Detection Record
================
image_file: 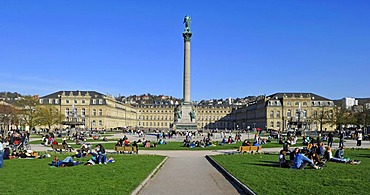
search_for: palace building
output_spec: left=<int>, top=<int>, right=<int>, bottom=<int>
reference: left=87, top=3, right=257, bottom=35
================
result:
left=39, top=91, right=137, bottom=130
left=235, top=93, right=336, bottom=132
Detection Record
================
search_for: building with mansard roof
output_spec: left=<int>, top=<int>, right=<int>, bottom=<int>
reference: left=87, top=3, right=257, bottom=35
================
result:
left=39, top=91, right=137, bottom=130
left=235, top=92, right=336, bottom=132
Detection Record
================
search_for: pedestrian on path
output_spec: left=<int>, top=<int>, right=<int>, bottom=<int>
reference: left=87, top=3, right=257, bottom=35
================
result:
left=0, top=140, right=4, bottom=168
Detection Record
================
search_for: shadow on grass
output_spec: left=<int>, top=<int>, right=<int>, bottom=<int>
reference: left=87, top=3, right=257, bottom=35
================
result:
left=356, top=154, right=370, bottom=158
left=245, top=162, right=281, bottom=168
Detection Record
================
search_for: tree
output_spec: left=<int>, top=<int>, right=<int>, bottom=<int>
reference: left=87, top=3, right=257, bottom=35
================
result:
left=0, top=101, right=17, bottom=132
left=36, top=105, right=64, bottom=129
left=15, top=96, right=39, bottom=131
left=354, top=106, right=370, bottom=131
left=327, top=107, right=356, bottom=130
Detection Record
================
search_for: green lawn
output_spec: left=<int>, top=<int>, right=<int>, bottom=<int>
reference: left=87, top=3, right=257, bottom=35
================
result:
left=0, top=154, right=165, bottom=195
left=211, top=149, right=370, bottom=195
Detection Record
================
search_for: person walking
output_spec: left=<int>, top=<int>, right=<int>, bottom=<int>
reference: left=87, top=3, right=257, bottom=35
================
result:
left=357, top=130, right=363, bottom=146
left=339, top=131, right=344, bottom=148
left=0, top=140, right=4, bottom=168
left=327, top=132, right=334, bottom=147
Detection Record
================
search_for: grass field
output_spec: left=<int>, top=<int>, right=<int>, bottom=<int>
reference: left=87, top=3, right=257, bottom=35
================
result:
left=211, top=149, right=370, bottom=195
left=0, top=154, right=165, bottom=195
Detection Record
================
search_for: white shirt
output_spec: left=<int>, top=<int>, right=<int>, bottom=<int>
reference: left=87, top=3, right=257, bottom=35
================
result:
left=0, top=142, right=3, bottom=151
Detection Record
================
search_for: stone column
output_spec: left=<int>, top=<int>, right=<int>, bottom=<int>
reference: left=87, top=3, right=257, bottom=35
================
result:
left=183, top=39, right=191, bottom=104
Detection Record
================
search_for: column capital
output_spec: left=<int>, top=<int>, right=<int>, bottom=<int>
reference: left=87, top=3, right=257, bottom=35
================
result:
left=183, top=31, right=192, bottom=42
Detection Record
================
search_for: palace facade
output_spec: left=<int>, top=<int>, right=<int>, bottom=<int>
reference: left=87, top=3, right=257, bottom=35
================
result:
left=39, top=91, right=137, bottom=130
left=38, top=91, right=337, bottom=131
left=235, top=93, right=336, bottom=131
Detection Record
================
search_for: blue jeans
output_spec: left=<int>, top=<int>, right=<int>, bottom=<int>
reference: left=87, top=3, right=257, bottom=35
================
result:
left=0, top=151, right=4, bottom=168
left=62, top=156, right=74, bottom=163
left=98, top=154, right=107, bottom=163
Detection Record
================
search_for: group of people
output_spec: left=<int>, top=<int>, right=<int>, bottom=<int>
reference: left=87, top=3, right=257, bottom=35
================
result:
left=51, top=143, right=112, bottom=167
left=279, top=142, right=361, bottom=170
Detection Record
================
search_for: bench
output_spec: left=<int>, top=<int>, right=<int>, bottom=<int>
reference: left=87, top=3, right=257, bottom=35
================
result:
left=115, top=146, right=138, bottom=154
left=51, top=144, right=67, bottom=153
left=238, top=146, right=262, bottom=154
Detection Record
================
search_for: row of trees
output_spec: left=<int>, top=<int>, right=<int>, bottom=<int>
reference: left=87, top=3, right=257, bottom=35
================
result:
left=0, top=96, right=64, bottom=132
left=316, top=106, right=370, bottom=132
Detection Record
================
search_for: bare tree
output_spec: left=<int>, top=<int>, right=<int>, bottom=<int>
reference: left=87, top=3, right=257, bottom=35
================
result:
left=36, top=105, right=64, bottom=130
left=15, top=96, right=39, bottom=131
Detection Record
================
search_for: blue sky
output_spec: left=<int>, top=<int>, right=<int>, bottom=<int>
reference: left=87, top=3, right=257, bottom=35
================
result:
left=0, top=1, right=369, bottom=100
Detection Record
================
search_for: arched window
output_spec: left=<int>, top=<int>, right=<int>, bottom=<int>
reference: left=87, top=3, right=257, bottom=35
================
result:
left=270, top=121, right=274, bottom=128
left=92, top=109, right=96, bottom=116
left=99, top=109, right=102, bottom=116
left=287, top=110, right=291, bottom=117
left=81, top=108, right=85, bottom=116
left=270, top=110, right=274, bottom=118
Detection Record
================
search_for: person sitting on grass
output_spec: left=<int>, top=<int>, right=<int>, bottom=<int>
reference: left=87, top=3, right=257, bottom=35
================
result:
left=10, top=150, right=19, bottom=159
left=95, top=144, right=107, bottom=164
left=242, top=139, right=250, bottom=146
left=227, top=136, right=235, bottom=144
left=309, top=151, right=325, bottom=167
left=293, top=149, right=322, bottom=170
left=316, top=142, right=325, bottom=157
left=62, top=139, right=73, bottom=152
left=279, top=150, right=291, bottom=168
left=330, top=146, right=361, bottom=164
left=189, top=141, right=196, bottom=148
left=158, top=139, right=167, bottom=145
left=84, top=153, right=98, bottom=166
left=3, top=148, right=10, bottom=160
left=290, top=147, right=300, bottom=162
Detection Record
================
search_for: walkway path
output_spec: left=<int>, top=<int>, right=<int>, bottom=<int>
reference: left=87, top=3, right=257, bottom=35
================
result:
left=137, top=151, right=241, bottom=195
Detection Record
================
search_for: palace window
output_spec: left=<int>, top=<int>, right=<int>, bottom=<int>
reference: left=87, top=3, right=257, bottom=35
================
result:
left=99, top=109, right=102, bottom=116
left=295, top=101, right=299, bottom=106
left=99, top=99, right=103, bottom=104
left=92, top=109, right=96, bottom=116
left=81, top=108, right=85, bottom=116
left=270, top=121, right=274, bottom=128
left=276, top=111, right=281, bottom=118
left=82, top=99, right=85, bottom=104
left=287, top=110, right=291, bottom=118
left=55, top=99, right=59, bottom=104
left=99, top=120, right=102, bottom=126
left=74, top=99, right=78, bottom=104
left=277, top=121, right=281, bottom=128
left=66, top=99, right=70, bottom=104
left=93, top=99, right=96, bottom=104
left=303, top=110, right=307, bottom=118
left=92, top=120, right=96, bottom=126
left=314, top=111, right=318, bottom=118
left=65, top=108, right=70, bottom=116
left=270, top=110, right=274, bottom=118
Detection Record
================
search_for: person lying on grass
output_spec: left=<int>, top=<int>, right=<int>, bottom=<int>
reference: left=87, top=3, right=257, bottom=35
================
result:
left=50, top=156, right=83, bottom=167
left=293, top=149, right=322, bottom=170
left=324, top=146, right=361, bottom=165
